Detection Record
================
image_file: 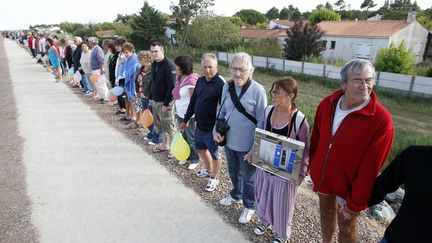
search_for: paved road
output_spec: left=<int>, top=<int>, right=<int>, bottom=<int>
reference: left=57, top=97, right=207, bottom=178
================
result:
left=0, top=38, right=247, bottom=243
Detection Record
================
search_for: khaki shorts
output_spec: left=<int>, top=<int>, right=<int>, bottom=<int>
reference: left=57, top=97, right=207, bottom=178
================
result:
left=153, top=101, right=176, bottom=136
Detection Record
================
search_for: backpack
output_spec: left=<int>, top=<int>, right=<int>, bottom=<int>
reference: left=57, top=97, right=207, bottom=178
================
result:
left=264, top=105, right=306, bottom=140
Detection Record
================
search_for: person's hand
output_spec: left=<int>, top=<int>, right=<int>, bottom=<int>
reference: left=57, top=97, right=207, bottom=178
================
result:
left=101, top=69, right=105, bottom=75
left=178, top=122, right=188, bottom=131
left=162, top=105, right=171, bottom=113
left=243, top=151, right=253, bottom=164
left=339, top=204, right=359, bottom=220
left=214, top=132, right=224, bottom=143
left=139, top=93, right=145, bottom=98
left=149, top=100, right=154, bottom=107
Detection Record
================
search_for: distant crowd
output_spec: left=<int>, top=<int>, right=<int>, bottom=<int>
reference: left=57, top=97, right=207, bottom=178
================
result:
left=4, top=31, right=430, bottom=243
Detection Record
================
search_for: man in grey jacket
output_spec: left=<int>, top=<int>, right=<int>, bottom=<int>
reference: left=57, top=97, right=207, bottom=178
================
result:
left=214, top=52, right=267, bottom=224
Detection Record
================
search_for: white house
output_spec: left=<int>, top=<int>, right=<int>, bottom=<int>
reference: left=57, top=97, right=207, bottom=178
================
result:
left=317, top=14, right=429, bottom=64
left=268, top=19, right=295, bottom=29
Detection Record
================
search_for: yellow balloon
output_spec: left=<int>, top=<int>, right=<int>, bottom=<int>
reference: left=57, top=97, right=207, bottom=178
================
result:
left=170, top=132, right=181, bottom=153
left=171, top=132, right=190, bottom=161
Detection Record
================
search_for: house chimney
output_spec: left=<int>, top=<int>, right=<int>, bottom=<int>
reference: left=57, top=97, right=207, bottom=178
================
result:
left=406, top=11, right=416, bottom=23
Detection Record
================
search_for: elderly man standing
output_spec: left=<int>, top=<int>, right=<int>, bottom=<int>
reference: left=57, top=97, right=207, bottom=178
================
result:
left=309, top=59, right=394, bottom=243
left=215, top=52, right=267, bottom=224
left=149, top=42, right=176, bottom=154
left=88, top=37, right=108, bottom=102
left=179, top=53, right=226, bottom=191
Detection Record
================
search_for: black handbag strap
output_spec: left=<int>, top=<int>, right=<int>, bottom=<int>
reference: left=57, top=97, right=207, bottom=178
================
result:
left=228, top=80, right=257, bottom=125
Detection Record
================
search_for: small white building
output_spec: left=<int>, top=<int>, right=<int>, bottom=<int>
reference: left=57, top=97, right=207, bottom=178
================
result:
left=268, top=19, right=295, bottom=29
left=317, top=14, right=429, bottom=64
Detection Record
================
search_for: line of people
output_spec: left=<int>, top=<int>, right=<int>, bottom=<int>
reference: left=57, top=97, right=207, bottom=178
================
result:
left=16, top=34, right=410, bottom=243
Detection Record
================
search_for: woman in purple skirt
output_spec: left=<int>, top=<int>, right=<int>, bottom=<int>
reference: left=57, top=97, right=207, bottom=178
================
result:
left=252, top=77, right=310, bottom=243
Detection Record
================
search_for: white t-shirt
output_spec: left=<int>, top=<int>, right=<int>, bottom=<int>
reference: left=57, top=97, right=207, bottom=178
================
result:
left=175, top=84, right=195, bottom=118
left=332, top=95, right=371, bottom=134
left=80, top=51, right=92, bottom=74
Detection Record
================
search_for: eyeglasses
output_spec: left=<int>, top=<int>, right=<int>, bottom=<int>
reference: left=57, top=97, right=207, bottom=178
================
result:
left=349, top=78, right=375, bottom=87
left=230, top=67, right=249, bottom=73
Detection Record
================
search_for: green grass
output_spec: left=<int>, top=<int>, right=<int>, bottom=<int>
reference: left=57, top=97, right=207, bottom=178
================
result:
left=167, top=54, right=432, bottom=164
left=219, top=62, right=432, bottom=163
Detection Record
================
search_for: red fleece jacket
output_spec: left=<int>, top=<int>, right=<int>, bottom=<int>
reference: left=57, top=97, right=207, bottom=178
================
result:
left=309, top=90, right=394, bottom=212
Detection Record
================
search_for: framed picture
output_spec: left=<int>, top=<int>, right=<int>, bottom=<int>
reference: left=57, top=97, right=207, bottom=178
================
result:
left=252, top=128, right=305, bottom=182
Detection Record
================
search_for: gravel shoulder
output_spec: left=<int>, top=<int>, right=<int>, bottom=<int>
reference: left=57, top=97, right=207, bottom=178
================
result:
left=64, top=79, right=389, bottom=242
left=0, top=38, right=39, bottom=242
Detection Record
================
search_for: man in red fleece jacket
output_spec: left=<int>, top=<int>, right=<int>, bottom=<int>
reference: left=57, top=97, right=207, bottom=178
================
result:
left=309, top=59, right=394, bottom=243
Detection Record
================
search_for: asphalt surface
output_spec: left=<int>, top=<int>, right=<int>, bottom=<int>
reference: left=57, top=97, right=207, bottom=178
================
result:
left=0, top=37, right=247, bottom=243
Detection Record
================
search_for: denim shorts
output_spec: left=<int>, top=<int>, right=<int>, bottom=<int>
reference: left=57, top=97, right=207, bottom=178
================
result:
left=195, top=128, right=219, bottom=160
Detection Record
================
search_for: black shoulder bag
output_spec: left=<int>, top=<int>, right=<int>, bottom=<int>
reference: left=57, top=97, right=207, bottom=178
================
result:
left=228, top=80, right=257, bottom=125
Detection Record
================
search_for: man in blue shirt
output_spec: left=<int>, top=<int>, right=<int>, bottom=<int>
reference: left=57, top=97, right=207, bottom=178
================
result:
left=179, top=53, right=225, bottom=192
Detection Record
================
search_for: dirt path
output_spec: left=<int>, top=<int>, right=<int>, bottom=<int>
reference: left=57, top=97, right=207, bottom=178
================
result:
left=0, top=37, right=39, bottom=242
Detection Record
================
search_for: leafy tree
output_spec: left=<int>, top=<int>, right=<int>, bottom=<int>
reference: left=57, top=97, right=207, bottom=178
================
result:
left=325, top=2, right=334, bottom=10
left=308, top=8, right=341, bottom=25
left=266, top=7, right=279, bottom=20
left=228, top=16, right=244, bottom=27
left=284, top=21, right=326, bottom=61
left=187, top=14, right=240, bottom=50
left=114, top=14, right=133, bottom=24
left=170, top=0, right=215, bottom=45
left=334, top=0, right=347, bottom=11
left=361, top=0, right=377, bottom=19
left=279, top=5, right=302, bottom=20
left=279, top=7, right=290, bottom=20
left=374, top=41, right=416, bottom=75
left=360, top=0, right=377, bottom=11
left=112, top=23, right=133, bottom=39
left=234, top=9, right=267, bottom=25
left=256, top=22, right=268, bottom=29
left=59, top=22, right=76, bottom=35
left=99, top=22, right=115, bottom=31
left=130, top=1, right=167, bottom=50
left=416, top=9, right=432, bottom=30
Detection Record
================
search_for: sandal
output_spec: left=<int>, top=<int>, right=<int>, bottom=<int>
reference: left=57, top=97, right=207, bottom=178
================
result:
left=152, top=146, right=169, bottom=153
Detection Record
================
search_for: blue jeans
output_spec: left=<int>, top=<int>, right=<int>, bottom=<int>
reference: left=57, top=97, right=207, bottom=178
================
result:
left=175, top=115, right=199, bottom=163
left=81, top=72, right=93, bottom=92
left=145, top=105, right=162, bottom=144
left=224, top=146, right=256, bottom=209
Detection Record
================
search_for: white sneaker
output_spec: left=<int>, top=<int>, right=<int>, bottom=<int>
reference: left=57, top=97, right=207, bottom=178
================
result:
left=238, top=207, right=255, bottom=224
left=188, top=162, right=199, bottom=170
left=219, top=195, right=243, bottom=206
left=178, top=160, right=187, bottom=165
left=205, top=178, right=219, bottom=192
left=148, top=141, right=157, bottom=146
left=196, top=169, right=209, bottom=178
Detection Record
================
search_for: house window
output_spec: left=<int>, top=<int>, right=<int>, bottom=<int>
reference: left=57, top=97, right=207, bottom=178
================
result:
left=414, top=42, right=422, bottom=56
left=330, top=41, right=336, bottom=49
left=356, top=43, right=372, bottom=58
left=322, top=40, right=328, bottom=49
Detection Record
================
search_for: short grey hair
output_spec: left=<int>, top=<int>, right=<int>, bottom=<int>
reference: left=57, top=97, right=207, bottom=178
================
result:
left=230, top=52, right=254, bottom=73
left=88, top=37, right=99, bottom=45
left=73, top=36, right=82, bottom=43
left=340, top=59, right=375, bottom=83
left=201, top=52, right=218, bottom=65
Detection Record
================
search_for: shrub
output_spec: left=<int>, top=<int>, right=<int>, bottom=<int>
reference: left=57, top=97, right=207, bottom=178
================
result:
left=374, top=41, right=416, bottom=75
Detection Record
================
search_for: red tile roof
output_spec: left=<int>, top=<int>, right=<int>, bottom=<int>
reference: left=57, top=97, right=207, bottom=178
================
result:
left=240, top=29, right=287, bottom=39
left=317, top=20, right=411, bottom=38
